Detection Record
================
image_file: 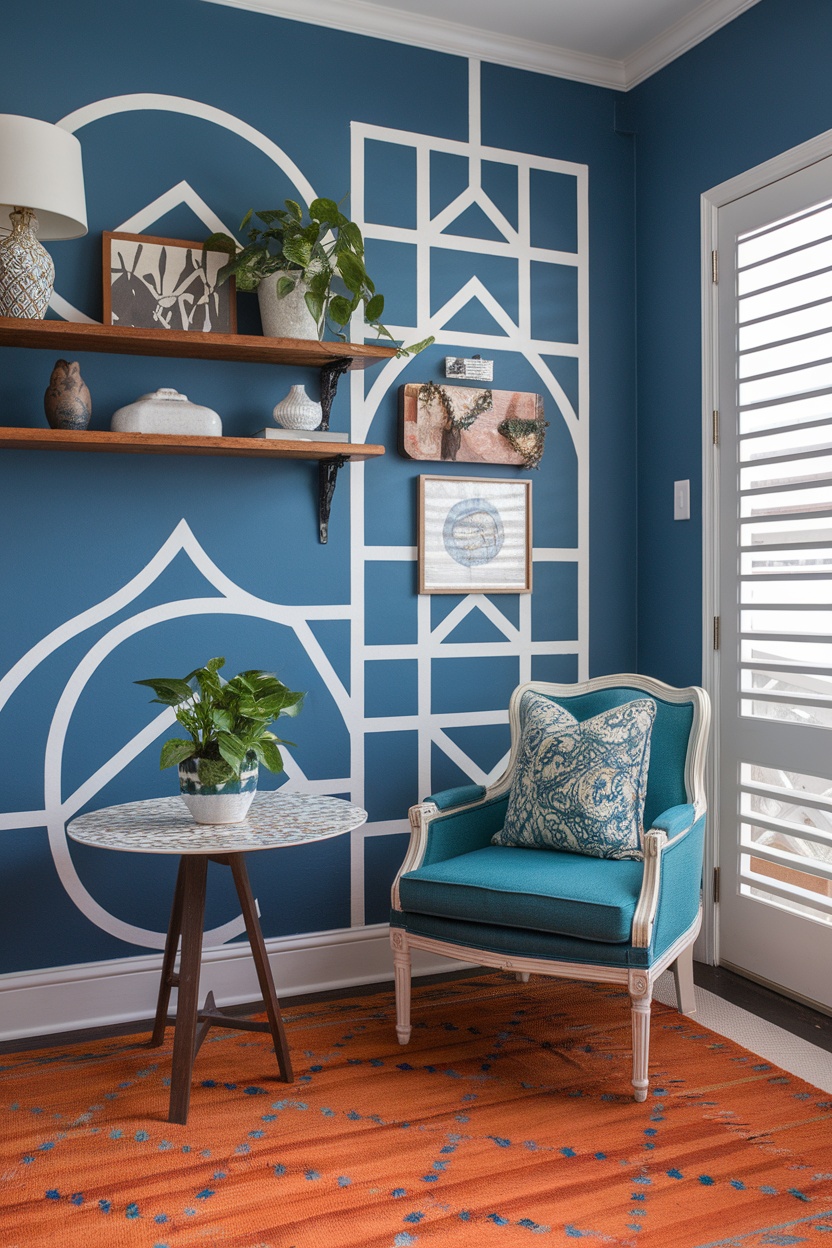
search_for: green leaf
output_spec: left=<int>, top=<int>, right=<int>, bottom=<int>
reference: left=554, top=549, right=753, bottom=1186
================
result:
left=328, top=295, right=355, bottom=327
left=202, top=232, right=238, bottom=257
left=283, top=237, right=313, bottom=269
left=365, top=293, right=384, bottom=322
left=276, top=275, right=296, bottom=297
left=134, top=677, right=194, bottom=706
left=337, top=249, right=367, bottom=295
left=279, top=691, right=304, bottom=717
left=255, top=737, right=285, bottom=774
left=160, top=738, right=198, bottom=770
left=339, top=221, right=364, bottom=256
left=212, top=707, right=234, bottom=732
left=254, top=209, right=285, bottom=225
left=216, top=732, right=249, bottom=773
left=284, top=199, right=303, bottom=220
left=310, top=197, right=341, bottom=224
left=305, top=290, right=325, bottom=326
left=397, top=335, right=435, bottom=357
left=239, top=208, right=253, bottom=230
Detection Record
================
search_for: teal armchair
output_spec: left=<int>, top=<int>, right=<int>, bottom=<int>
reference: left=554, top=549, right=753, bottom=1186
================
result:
left=390, top=674, right=711, bottom=1101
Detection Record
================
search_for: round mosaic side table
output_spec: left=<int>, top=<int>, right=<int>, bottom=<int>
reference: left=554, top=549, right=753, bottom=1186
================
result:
left=68, top=792, right=367, bottom=1124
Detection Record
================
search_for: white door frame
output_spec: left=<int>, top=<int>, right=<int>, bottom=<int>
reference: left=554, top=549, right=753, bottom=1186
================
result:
left=700, top=125, right=832, bottom=967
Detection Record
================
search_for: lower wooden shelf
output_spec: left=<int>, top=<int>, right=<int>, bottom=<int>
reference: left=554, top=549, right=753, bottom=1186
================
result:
left=0, top=426, right=385, bottom=543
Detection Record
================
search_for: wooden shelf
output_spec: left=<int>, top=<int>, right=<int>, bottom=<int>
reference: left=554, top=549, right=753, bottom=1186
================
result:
left=0, top=316, right=398, bottom=369
left=0, top=316, right=392, bottom=543
left=0, top=426, right=384, bottom=462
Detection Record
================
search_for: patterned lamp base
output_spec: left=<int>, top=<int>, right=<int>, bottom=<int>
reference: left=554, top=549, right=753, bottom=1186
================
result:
left=0, top=207, right=55, bottom=318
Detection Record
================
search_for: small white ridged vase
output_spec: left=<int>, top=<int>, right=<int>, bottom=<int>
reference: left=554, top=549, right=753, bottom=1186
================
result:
left=272, top=384, right=323, bottom=431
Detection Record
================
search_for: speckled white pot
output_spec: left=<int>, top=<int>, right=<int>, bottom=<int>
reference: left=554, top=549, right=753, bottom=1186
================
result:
left=178, top=756, right=258, bottom=825
left=257, top=272, right=319, bottom=340
left=272, top=384, right=323, bottom=431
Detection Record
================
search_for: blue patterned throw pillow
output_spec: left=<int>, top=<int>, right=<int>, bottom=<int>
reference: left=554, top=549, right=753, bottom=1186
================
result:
left=492, top=692, right=656, bottom=859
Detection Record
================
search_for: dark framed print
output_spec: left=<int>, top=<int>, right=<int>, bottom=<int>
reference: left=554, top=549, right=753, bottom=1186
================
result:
left=102, top=232, right=236, bottom=333
left=418, top=475, right=532, bottom=595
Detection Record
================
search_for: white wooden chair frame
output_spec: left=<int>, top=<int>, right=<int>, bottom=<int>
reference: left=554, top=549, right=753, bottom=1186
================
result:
left=390, top=674, right=711, bottom=1102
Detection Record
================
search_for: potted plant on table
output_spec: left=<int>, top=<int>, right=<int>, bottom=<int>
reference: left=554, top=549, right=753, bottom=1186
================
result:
left=204, top=198, right=432, bottom=354
left=136, top=657, right=304, bottom=825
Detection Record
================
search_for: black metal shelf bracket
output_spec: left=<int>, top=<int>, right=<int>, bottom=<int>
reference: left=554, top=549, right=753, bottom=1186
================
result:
left=319, top=359, right=352, bottom=431
left=318, top=454, right=347, bottom=544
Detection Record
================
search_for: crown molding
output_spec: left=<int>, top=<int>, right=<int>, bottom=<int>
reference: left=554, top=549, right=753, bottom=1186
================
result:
left=624, top=0, right=762, bottom=88
left=202, top=0, right=761, bottom=91
left=202, top=0, right=626, bottom=89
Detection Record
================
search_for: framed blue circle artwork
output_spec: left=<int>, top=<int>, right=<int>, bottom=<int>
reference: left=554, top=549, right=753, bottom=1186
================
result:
left=442, top=497, right=504, bottom=567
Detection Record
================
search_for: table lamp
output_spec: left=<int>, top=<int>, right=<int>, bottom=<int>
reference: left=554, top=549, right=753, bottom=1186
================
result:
left=0, top=114, right=87, bottom=319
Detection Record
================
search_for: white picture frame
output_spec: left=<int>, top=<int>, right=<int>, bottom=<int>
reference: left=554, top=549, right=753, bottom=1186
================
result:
left=418, top=475, right=532, bottom=594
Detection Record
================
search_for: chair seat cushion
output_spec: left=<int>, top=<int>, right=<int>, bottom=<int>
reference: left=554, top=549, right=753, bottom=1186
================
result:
left=398, top=845, right=644, bottom=944
left=492, top=691, right=655, bottom=860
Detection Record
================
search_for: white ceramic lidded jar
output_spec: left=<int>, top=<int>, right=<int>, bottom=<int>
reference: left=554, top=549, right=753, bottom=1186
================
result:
left=272, top=384, right=323, bottom=431
left=110, top=388, right=222, bottom=435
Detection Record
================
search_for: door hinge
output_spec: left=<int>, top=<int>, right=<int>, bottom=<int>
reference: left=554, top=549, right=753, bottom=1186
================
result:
left=713, top=616, right=720, bottom=650
left=711, top=249, right=719, bottom=284
left=713, top=866, right=721, bottom=905
left=713, top=409, right=719, bottom=445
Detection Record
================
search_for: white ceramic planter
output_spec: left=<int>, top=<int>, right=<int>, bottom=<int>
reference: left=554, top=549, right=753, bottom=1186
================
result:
left=111, top=388, right=222, bottom=435
left=272, top=384, right=323, bottom=431
left=178, top=755, right=258, bottom=825
left=257, top=271, right=318, bottom=340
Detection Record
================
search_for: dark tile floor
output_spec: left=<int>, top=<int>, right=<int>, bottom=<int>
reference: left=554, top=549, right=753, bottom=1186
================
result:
left=2, top=963, right=830, bottom=1057
left=694, top=962, right=832, bottom=1054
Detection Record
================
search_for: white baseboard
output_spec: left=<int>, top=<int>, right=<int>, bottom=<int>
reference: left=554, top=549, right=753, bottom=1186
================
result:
left=0, top=924, right=469, bottom=1043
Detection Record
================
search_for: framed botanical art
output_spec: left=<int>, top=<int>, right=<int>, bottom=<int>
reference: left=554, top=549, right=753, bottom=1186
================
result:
left=102, top=232, right=236, bottom=333
left=418, top=475, right=532, bottom=595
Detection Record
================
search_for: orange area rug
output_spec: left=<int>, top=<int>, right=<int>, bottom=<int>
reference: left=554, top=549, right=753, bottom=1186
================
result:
left=1, top=974, right=831, bottom=1247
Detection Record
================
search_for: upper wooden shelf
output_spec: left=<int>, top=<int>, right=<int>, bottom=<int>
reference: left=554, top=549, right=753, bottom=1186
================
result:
left=0, top=317, right=399, bottom=369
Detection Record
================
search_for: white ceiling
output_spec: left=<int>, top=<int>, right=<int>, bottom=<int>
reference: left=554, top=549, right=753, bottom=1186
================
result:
left=205, top=0, right=762, bottom=89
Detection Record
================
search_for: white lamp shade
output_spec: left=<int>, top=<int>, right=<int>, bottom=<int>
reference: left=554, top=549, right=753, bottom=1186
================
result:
left=0, top=114, right=87, bottom=240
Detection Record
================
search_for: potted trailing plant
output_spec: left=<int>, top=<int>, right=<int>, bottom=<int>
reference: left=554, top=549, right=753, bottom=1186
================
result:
left=204, top=198, right=432, bottom=353
left=136, top=657, right=303, bottom=824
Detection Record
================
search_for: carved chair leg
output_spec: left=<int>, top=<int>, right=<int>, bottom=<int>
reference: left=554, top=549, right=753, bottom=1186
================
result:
left=672, top=942, right=697, bottom=1016
left=515, top=971, right=530, bottom=983
left=391, top=933, right=412, bottom=1045
left=628, top=971, right=653, bottom=1103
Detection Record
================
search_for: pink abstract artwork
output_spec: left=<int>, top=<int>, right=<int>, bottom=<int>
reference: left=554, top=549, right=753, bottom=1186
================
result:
left=400, top=383, right=546, bottom=467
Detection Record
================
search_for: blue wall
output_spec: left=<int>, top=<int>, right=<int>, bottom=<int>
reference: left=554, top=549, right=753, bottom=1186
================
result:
left=0, top=0, right=636, bottom=978
left=631, top=0, right=832, bottom=686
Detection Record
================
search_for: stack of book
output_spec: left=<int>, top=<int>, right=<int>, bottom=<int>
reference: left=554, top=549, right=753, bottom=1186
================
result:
left=254, top=428, right=350, bottom=443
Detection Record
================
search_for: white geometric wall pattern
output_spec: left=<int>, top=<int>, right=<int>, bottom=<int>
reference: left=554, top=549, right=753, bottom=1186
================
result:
left=347, top=60, right=588, bottom=921
left=0, top=63, right=587, bottom=951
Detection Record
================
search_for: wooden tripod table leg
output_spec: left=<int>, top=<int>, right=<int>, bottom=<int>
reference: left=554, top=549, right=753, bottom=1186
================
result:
left=228, top=853, right=294, bottom=1083
left=167, top=854, right=208, bottom=1125
left=150, top=858, right=186, bottom=1047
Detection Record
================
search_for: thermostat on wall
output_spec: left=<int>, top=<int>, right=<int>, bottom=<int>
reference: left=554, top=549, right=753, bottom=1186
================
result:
left=445, top=356, right=494, bottom=381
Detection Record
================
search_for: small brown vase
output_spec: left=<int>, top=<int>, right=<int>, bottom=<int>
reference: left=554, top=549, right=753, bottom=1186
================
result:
left=44, top=359, right=92, bottom=430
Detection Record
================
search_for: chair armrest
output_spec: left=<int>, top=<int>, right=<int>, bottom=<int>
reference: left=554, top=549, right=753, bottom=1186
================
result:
left=426, top=784, right=487, bottom=811
left=391, top=791, right=509, bottom=909
left=651, top=803, right=696, bottom=842
left=631, top=805, right=702, bottom=948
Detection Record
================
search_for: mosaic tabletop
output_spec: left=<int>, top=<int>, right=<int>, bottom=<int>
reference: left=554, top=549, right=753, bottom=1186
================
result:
left=66, top=793, right=368, bottom=855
